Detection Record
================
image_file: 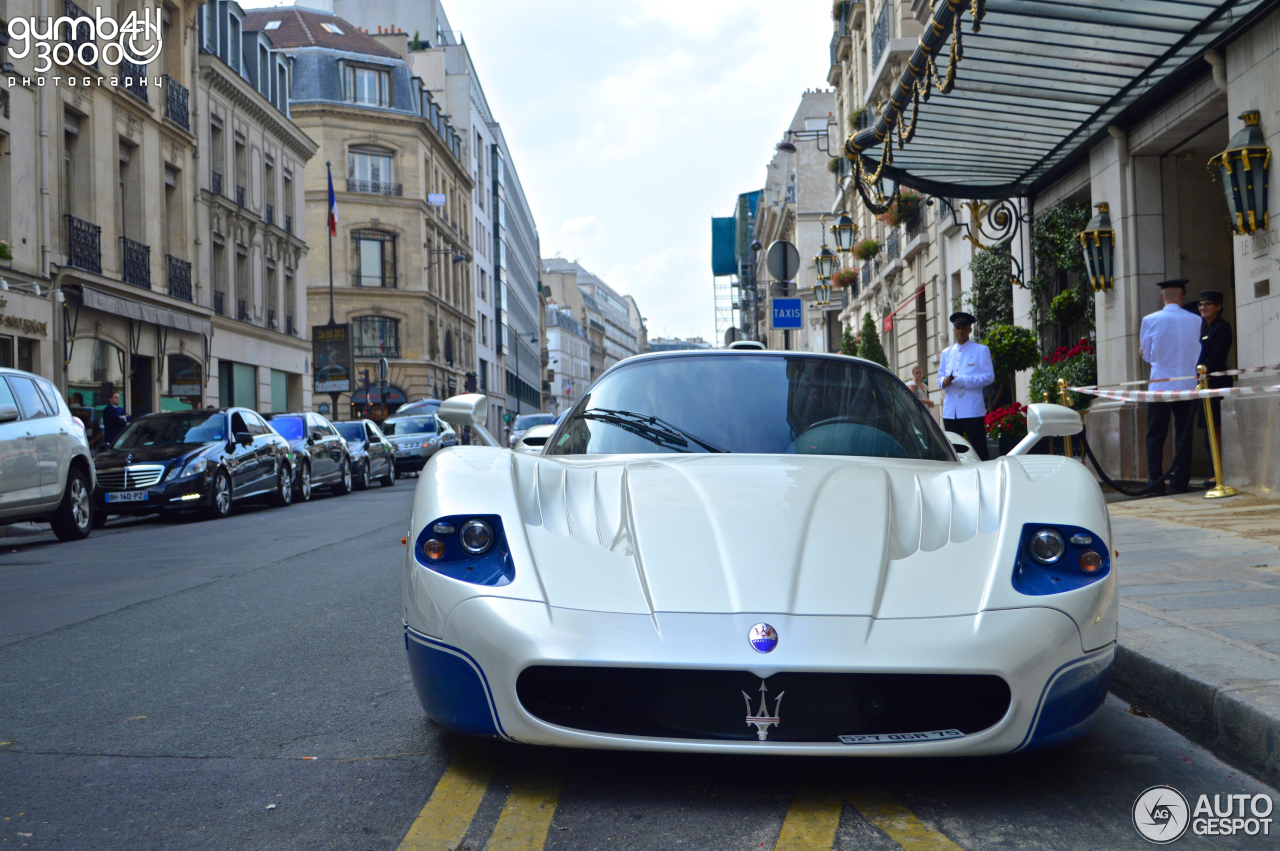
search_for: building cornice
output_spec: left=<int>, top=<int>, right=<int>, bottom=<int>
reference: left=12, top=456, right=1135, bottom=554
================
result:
left=199, top=55, right=318, bottom=162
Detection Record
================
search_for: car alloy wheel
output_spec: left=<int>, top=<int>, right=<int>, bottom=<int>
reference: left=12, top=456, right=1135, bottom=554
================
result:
left=51, top=468, right=94, bottom=541
left=205, top=470, right=232, bottom=519
left=280, top=465, right=293, bottom=503
left=333, top=457, right=352, bottom=495
left=298, top=463, right=312, bottom=501
left=70, top=476, right=91, bottom=532
left=358, top=461, right=370, bottom=490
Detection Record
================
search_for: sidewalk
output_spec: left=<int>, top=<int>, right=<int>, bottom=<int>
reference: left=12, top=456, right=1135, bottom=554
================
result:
left=1109, top=491, right=1280, bottom=786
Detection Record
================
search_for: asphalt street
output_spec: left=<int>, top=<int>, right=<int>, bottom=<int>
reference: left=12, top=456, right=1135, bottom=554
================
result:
left=1, top=481, right=1277, bottom=850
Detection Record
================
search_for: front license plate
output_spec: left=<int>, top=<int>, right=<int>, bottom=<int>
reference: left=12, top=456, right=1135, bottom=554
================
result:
left=105, top=491, right=149, bottom=503
left=838, top=729, right=964, bottom=745
left=395, top=450, right=412, bottom=457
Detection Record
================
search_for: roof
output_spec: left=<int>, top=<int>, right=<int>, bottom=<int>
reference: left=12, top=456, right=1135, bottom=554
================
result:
left=243, top=7, right=400, bottom=59
left=849, top=0, right=1271, bottom=198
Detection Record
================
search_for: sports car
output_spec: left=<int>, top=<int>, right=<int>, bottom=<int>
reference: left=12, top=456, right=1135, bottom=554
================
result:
left=404, top=350, right=1115, bottom=756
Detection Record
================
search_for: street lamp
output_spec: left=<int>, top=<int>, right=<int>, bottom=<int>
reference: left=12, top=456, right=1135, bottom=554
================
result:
left=813, top=281, right=832, bottom=307
left=830, top=211, right=857, bottom=252
left=1078, top=203, right=1115, bottom=292
left=1208, top=110, right=1271, bottom=235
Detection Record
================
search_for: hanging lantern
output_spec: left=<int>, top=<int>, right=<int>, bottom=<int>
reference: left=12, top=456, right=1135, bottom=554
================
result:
left=813, top=281, right=831, bottom=307
left=830, top=211, right=857, bottom=252
left=1208, top=111, right=1270, bottom=235
left=1078, top=202, right=1115, bottom=292
left=814, top=245, right=838, bottom=281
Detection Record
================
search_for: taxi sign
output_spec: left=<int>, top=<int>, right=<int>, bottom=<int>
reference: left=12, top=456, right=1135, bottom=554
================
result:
left=771, top=298, right=802, bottom=330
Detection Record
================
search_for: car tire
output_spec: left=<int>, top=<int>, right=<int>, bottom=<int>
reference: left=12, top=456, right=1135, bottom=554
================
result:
left=91, top=507, right=109, bottom=529
left=332, top=457, right=353, bottom=495
left=203, top=469, right=233, bottom=520
left=296, top=461, right=312, bottom=502
left=354, top=460, right=370, bottom=491
left=268, top=463, right=294, bottom=507
left=379, top=462, right=395, bottom=487
left=50, top=468, right=93, bottom=541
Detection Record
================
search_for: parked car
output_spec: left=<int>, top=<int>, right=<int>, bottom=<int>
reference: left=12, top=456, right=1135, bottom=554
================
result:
left=381, top=413, right=456, bottom=476
left=507, top=412, right=556, bottom=446
left=513, top=423, right=555, bottom=456
left=0, top=366, right=96, bottom=541
left=334, top=419, right=396, bottom=490
left=265, top=412, right=353, bottom=500
left=92, top=407, right=294, bottom=522
left=394, top=398, right=442, bottom=418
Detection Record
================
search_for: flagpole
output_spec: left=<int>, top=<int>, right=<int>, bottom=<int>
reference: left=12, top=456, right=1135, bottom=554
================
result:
left=326, top=161, right=335, bottom=325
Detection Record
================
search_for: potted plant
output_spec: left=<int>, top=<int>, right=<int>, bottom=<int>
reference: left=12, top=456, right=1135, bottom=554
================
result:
left=848, top=107, right=870, bottom=131
left=985, top=403, right=1028, bottom=456
left=0, top=240, right=12, bottom=262
left=832, top=1, right=852, bottom=21
left=853, top=238, right=881, bottom=262
left=827, top=157, right=845, bottom=175
left=1030, top=337, right=1097, bottom=409
left=876, top=190, right=924, bottom=228
left=832, top=268, right=859, bottom=288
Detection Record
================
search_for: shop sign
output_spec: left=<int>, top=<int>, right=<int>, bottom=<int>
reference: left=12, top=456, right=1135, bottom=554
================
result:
left=0, top=300, right=50, bottom=337
left=168, top=354, right=202, bottom=397
left=312, top=323, right=352, bottom=393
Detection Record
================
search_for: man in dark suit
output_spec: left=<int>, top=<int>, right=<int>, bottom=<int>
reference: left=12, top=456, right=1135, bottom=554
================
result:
left=1198, top=290, right=1233, bottom=486
left=102, top=390, right=133, bottom=445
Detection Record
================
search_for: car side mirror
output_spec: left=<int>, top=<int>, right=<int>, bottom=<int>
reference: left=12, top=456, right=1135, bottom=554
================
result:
left=437, top=393, right=500, bottom=447
left=235, top=431, right=254, bottom=447
left=0, top=404, right=19, bottom=424
left=1007, top=403, right=1083, bottom=456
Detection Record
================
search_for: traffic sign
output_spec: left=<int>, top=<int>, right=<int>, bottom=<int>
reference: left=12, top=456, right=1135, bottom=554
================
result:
left=765, top=240, right=800, bottom=283
left=771, top=298, right=803, bottom=330
left=377, top=357, right=389, bottom=382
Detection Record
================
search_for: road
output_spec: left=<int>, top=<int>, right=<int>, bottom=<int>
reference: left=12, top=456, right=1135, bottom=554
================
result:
left=1, top=481, right=1276, bottom=850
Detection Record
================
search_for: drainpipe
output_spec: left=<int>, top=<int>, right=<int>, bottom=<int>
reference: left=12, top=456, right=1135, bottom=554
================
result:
left=1204, top=50, right=1229, bottom=94
left=38, top=0, right=57, bottom=387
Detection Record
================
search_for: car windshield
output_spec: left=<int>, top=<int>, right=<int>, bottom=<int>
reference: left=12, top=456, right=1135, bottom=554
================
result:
left=383, top=417, right=435, bottom=435
left=335, top=422, right=366, bottom=442
left=269, top=416, right=306, bottom=441
left=113, top=413, right=226, bottom=448
left=396, top=400, right=440, bottom=417
left=545, top=353, right=954, bottom=461
left=514, top=413, right=556, bottom=430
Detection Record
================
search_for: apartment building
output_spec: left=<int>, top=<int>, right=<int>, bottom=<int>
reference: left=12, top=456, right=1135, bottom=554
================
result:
left=544, top=302, right=589, bottom=414
left=541, top=258, right=642, bottom=373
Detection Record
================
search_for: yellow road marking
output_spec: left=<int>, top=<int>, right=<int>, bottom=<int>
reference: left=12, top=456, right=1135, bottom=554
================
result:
left=486, top=765, right=565, bottom=851
left=398, top=742, right=496, bottom=851
left=775, top=786, right=844, bottom=850
left=844, top=789, right=964, bottom=850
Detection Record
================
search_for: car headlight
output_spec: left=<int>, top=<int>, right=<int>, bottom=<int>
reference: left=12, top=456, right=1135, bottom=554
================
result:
left=1028, top=528, right=1065, bottom=564
left=179, top=457, right=209, bottom=479
left=459, top=519, right=494, bottom=555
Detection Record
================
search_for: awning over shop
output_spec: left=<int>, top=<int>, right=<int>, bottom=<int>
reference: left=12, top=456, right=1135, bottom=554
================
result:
left=79, top=286, right=213, bottom=337
left=848, top=0, right=1274, bottom=199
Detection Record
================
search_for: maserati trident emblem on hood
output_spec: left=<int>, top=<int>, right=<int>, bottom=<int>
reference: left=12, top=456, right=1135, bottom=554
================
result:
left=743, top=681, right=784, bottom=741
left=748, top=623, right=778, bottom=653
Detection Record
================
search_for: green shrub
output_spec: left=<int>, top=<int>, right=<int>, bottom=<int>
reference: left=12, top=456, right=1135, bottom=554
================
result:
left=856, top=312, right=889, bottom=367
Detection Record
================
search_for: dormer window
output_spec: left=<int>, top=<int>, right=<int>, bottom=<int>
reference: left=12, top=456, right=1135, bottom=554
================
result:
left=320, top=22, right=344, bottom=35
left=344, top=65, right=390, bottom=107
left=264, top=20, right=281, bottom=30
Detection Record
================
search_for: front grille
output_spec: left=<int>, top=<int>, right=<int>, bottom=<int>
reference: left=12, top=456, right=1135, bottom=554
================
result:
left=516, top=667, right=1011, bottom=743
left=96, top=465, right=167, bottom=490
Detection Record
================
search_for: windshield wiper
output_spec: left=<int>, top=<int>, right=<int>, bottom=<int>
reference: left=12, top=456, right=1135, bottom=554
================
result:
left=578, top=408, right=728, bottom=453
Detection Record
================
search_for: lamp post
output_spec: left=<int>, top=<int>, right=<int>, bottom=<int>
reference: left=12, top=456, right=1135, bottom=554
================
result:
left=1209, top=111, right=1271, bottom=235
left=830, top=211, right=857, bottom=253
left=1078, top=203, right=1115, bottom=292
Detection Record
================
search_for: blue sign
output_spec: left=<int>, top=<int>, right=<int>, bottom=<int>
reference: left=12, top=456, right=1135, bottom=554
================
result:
left=771, top=298, right=802, bottom=330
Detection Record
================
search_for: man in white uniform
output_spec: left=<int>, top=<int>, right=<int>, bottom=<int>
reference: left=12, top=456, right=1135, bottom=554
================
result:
left=938, top=312, right=995, bottom=460
left=1139, top=279, right=1202, bottom=493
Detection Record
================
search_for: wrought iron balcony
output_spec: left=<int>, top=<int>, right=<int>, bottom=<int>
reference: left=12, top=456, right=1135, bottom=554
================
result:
left=285, top=215, right=293, bottom=235
left=214, top=291, right=225, bottom=315
left=236, top=185, right=245, bottom=207
left=286, top=314, right=296, bottom=336
left=122, top=61, right=147, bottom=102
left=861, top=263, right=871, bottom=291
left=167, top=255, right=192, bottom=301
left=886, top=229, right=900, bottom=261
left=346, top=179, right=402, bottom=196
left=211, top=171, right=223, bottom=196
left=120, top=237, right=151, bottom=288
left=871, top=0, right=890, bottom=69
left=63, top=0, right=97, bottom=68
left=267, top=308, right=277, bottom=330
left=64, top=215, right=101, bottom=273
left=237, top=299, right=249, bottom=322
left=265, top=204, right=274, bottom=226
left=164, top=76, right=189, bottom=130
left=905, top=208, right=926, bottom=241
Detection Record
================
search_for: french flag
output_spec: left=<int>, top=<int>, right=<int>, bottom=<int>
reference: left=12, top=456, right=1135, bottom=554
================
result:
left=327, top=166, right=338, bottom=237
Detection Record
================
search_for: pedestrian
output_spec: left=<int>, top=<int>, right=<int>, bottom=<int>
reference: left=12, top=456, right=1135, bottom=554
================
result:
left=1139, top=279, right=1201, bottom=494
left=938, top=312, right=995, bottom=460
left=101, top=387, right=133, bottom=446
left=1197, top=290, right=1233, bottom=485
left=906, top=364, right=938, bottom=424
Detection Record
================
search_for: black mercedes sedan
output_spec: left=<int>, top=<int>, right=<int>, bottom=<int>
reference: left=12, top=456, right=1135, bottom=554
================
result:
left=333, top=419, right=396, bottom=490
left=264, top=412, right=353, bottom=501
left=92, top=408, right=295, bottom=522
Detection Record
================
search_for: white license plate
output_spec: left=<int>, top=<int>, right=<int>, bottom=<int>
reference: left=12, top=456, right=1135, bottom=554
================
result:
left=838, top=729, right=964, bottom=745
left=396, top=450, right=413, bottom=457
left=105, top=491, right=149, bottom=503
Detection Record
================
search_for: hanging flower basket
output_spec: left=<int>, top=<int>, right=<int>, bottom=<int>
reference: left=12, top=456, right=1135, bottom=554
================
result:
left=848, top=107, right=870, bottom=131
left=832, top=268, right=859, bottom=288
left=876, top=190, right=924, bottom=228
left=853, top=239, right=882, bottom=262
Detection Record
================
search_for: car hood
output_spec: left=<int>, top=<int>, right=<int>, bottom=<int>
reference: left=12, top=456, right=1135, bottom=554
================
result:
left=95, top=443, right=212, bottom=468
left=389, top=433, right=435, bottom=444
left=418, top=450, right=1110, bottom=621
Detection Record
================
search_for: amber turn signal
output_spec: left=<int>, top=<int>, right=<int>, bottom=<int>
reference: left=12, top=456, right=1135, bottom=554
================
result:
left=401, top=537, right=407, bottom=547
left=1079, top=550, right=1103, bottom=573
left=423, top=538, right=446, bottom=560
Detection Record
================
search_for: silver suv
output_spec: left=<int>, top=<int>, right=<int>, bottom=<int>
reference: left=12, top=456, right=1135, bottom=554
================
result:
left=0, top=367, right=96, bottom=540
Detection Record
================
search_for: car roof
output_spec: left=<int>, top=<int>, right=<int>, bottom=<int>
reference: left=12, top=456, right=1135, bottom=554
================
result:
left=594, top=348, right=890, bottom=384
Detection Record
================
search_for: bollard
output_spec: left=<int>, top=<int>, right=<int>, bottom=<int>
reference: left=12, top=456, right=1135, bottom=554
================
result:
left=1198, top=365, right=1239, bottom=499
left=1057, top=379, right=1074, bottom=459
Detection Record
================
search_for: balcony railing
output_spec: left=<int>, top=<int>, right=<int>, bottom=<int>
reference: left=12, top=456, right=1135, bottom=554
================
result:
left=352, top=274, right=397, bottom=288
left=886, top=229, right=900, bottom=261
left=211, top=171, right=223, bottom=196
left=236, top=299, right=249, bottom=322
left=122, top=61, right=147, bottom=102
left=267, top=308, right=277, bottom=330
left=871, top=0, right=890, bottom=69
left=62, top=0, right=97, bottom=68
left=121, top=237, right=151, bottom=288
left=285, top=215, right=293, bottom=235
left=905, top=208, right=926, bottom=240
left=236, top=185, right=245, bottom=207
left=265, top=204, right=274, bottom=226
left=861, top=263, right=871, bottom=291
left=64, top=215, right=101, bottom=273
left=346, top=179, right=402, bottom=196
left=214, top=291, right=225, bottom=315
left=164, top=76, right=190, bottom=130
left=286, top=314, right=295, bottom=336
left=167, top=256, right=192, bottom=301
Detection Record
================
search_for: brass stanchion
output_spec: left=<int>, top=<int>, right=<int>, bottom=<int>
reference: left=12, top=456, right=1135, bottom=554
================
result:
left=1198, top=365, right=1239, bottom=499
left=1057, top=378, right=1074, bottom=458
left=1042, top=392, right=1054, bottom=454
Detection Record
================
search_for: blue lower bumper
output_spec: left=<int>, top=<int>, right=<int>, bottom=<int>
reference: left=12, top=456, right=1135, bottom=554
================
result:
left=404, top=627, right=505, bottom=738
left=1018, top=647, right=1114, bottom=751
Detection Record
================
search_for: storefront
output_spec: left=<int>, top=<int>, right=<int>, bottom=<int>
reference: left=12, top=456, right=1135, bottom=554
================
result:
left=350, top=383, right=408, bottom=422
left=0, top=283, right=56, bottom=380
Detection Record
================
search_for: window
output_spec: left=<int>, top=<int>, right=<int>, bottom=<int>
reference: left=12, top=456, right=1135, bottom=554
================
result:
left=320, top=22, right=344, bottom=34
left=7, top=376, right=53, bottom=419
left=352, top=316, right=400, bottom=358
left=344, top=65, right=390, bottom=107
left=264, top=20, right=281, bottom=30
left=351, top=230, right=396, bottom=287
left=348, top=149, right=393, bottom=184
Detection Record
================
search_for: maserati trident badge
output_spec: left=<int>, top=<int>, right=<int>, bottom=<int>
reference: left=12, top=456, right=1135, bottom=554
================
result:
left=748, top=623, right=778, bottom=653
left=743, top=680, right=784, bottom=741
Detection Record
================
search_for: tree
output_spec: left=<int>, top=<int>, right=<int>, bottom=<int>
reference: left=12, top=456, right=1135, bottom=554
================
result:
left=982, top=324, right=1040, bottom=405
left=966, top=249, right=1014, bottom=339
left=856, top=312, right=889, bottom=367
left=840, top=322, right=857, bottom=356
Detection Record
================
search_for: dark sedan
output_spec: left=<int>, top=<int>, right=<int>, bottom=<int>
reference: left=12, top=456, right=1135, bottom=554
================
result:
left=265, top=412, right=353, bottom=500
left=382, top=413, right=457, bottom=476
left=334, top=420, right=396, bottom=490
left=92, top=408, right=295, bottom=522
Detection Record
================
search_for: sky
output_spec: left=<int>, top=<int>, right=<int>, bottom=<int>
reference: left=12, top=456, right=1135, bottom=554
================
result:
left=242, top=0, right=833, bottom=344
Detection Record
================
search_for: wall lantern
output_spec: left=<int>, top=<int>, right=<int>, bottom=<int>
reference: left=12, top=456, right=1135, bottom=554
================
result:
left=1208, top=111, right=1270, bottom=235
left=1078, top=202, right=1115, bottom=292
left=814, top=245, right=839, bottom=282
left=830, top=212, right=858, bottom=252
left=814, top=281, right=832, bottom=307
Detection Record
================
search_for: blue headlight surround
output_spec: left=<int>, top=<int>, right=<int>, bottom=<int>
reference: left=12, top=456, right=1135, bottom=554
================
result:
left=414, top=514, right=514, bottom=587
left=1012, top=522, right=1110, bottom=596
